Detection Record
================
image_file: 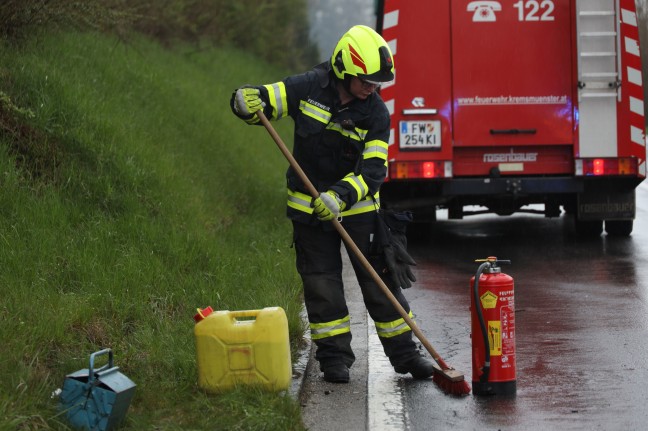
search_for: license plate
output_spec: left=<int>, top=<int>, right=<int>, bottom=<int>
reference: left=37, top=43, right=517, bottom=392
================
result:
left=399, top=121, right=441, bottom=149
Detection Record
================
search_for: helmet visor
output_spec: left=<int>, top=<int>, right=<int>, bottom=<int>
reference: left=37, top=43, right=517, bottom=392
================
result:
left=359, top=77, right=382, bottom=86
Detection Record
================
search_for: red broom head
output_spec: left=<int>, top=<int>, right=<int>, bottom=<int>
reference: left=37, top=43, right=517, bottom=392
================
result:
left=432, top=371, right=472, bottom=396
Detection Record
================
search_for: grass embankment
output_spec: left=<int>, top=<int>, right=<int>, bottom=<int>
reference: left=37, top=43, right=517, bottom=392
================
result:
left=0, top=32, right=306, bottom=430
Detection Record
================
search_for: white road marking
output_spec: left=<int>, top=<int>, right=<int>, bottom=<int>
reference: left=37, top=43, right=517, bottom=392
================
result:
left=367, top=312, right=409, bottom=430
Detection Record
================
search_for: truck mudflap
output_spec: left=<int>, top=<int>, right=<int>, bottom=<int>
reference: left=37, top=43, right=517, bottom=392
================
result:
left=577, top=190, right=636, bottom=221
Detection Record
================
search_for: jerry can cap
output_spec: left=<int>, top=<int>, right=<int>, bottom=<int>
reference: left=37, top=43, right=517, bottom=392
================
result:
left=193, top=306, right=214, bottom=323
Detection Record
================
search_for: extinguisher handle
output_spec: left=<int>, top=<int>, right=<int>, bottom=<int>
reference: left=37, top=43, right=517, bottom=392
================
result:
left=475, top=257, right=511, bottom=267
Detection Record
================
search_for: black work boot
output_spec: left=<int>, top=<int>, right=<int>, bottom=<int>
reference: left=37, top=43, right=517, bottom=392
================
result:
left=322, top=363, right=350, bottom=383
left=393, top=355, right=435, bottom=379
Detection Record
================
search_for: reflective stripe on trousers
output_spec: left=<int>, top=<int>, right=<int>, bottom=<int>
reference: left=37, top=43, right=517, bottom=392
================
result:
left=310, top=315, right=351, bottom=340
left=374, top=311, right=414, bottom=338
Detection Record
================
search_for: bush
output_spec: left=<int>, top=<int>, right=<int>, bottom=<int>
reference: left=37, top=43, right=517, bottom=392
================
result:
left=0, top=0, right=133, bottom=40
left=0, top=0, right=319, bottom=70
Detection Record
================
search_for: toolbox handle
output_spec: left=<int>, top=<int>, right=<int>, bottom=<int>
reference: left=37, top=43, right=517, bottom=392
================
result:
left=88, top=349, right=114, bottom=382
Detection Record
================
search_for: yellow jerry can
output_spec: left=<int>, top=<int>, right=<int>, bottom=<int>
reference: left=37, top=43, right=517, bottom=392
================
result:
left=194, top=307, right=292, bottom=392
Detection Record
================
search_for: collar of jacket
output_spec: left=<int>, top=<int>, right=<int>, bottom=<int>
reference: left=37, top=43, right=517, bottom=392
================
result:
left=313, top=62, right=374, bottom=117
left=313, top=61, right=332, bottom=89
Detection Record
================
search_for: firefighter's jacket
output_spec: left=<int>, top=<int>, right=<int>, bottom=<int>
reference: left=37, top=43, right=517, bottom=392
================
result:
left=231, top=62, right=390, bottom=225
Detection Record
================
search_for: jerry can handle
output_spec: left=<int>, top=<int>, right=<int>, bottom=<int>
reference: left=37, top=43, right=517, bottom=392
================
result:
left=88, top=349, right=114, bottom=382
left=229, top=310, right=259, bottom=321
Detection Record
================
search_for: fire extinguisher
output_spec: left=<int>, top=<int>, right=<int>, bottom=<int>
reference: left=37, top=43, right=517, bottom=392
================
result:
left=470, top=257, right=516, bottom=396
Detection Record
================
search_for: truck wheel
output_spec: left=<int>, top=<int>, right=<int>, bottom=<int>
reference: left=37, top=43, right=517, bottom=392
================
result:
left=605, top=220, right=633, bottom=236
left=574, top=219, right=603, bottom=237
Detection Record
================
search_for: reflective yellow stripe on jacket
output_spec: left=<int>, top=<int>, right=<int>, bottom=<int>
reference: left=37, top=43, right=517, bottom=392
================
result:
left=287, top=190, right=380, bottom=217
left=264, top=82, right=289, bottom=120
left=374, top=311, right=414, bottom=338
left=310, top=315, right=351, bottom=340
left=342, top=173, right=369, bottom=201
left=299, top=100, right=331, bottom=124
left=363, top=139, right=388, bottom=161
left=325, top=122, right=368, bottom=142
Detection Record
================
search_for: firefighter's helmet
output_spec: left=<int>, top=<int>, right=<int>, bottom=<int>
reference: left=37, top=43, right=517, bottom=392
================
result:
left=331, top=25, right=394, bottom=84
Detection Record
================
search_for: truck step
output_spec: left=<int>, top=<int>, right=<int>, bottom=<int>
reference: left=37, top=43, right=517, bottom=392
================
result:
left=580, top=92, right=618, bottom=98
left=579, top=11, right=615, bottom=17
left=580, top=52, right=617, bottom=57
left=581, top=72, right=617, bottom=78
left=579, top=31, right=617, bottom=37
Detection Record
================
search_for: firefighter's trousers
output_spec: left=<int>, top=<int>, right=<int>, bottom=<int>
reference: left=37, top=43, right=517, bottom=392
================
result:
left=292, top=216, right=420, bottom=370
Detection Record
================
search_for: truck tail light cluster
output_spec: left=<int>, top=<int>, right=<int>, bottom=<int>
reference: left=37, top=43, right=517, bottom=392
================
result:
left=575, top=157, right=639, bottom=176
left=390, top=161, right=448, bottom=179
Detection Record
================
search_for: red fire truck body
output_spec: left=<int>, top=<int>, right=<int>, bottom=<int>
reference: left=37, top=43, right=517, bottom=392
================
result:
left=377, top=0, right=646, bottom=235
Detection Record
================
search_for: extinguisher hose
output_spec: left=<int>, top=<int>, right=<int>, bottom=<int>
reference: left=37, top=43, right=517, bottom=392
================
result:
left=473, top=262, right=491, bottom=383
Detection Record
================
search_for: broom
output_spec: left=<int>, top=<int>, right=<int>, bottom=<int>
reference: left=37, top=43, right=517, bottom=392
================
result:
left=256, top=110, right=471, bottom=396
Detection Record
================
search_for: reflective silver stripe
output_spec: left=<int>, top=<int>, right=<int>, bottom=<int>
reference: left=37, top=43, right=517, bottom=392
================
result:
left=341, top=196, right=379, bottom=216
left=342, top=174, right=369, bottom=199
left=299, top=100, right=332, bottom=124
left=264, top=82, right=288, bottom=119
left=375, top=311, right=414, bottom=338
left=326, top=122, right=368, bottom=142
left=363, top=140, right=388, bottom=160
left=375, top=320, right=412, bottom=338
left=288, top=190, right=379, bottom=216
left=287, top=191, right=313, bottom=213
left=310, top=316, right=351, bottom=340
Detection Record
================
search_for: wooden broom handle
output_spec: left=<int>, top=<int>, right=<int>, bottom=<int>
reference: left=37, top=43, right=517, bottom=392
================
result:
left=256, top=110, right=446, bottom=365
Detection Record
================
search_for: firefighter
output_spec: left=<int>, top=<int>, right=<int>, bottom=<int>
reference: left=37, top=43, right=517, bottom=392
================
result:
left=230, top=25, right=434, bottom=383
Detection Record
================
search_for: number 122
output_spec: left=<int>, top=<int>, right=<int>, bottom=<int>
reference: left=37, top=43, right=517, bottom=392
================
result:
left=513, top=0, right=555, bottom=21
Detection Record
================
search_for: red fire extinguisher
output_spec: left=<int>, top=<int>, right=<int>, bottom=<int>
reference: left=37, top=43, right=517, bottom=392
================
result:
left=470, top=257, right=516, bottom=396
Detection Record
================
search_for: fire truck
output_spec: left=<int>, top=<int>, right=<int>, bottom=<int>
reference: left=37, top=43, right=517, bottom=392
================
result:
left=376, top=0, right=646, bottom=236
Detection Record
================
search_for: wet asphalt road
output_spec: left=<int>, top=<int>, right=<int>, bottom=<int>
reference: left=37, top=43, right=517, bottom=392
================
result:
left=298, top=184, right=648, bottom=430
left=400, top=181, right=648, bottom=430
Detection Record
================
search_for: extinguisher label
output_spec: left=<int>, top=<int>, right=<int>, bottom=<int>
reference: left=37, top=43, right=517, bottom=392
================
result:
left=480, top=291, right=498, bottom=309
left=487, top=320, right=502, bottom=356
left=501, top=304, right=515, bottom=358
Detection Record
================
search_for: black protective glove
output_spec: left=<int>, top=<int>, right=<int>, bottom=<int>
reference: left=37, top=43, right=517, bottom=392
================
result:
left=373, top=209, right=417, bottom=289
left=383, top=231, right=417, bottom=289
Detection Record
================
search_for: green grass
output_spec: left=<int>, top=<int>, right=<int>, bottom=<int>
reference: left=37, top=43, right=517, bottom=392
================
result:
left=0, top=32, right=306, bottom=430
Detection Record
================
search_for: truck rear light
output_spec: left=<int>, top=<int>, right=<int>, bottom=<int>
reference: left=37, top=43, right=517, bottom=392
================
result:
left=575, top=157, right=638, bottom=176
left=423, top=162, right=435, bottom=178
left=391, top=161, right=446, bottom=179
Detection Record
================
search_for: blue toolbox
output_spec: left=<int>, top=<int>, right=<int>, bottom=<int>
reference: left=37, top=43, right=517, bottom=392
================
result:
left=59, top=349, right=136, bottom=431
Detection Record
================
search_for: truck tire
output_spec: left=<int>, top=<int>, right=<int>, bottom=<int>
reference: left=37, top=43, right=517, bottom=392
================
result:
left=574, top=219, right=603, bottom=237
left=605, top=220, right=633, bottom=237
